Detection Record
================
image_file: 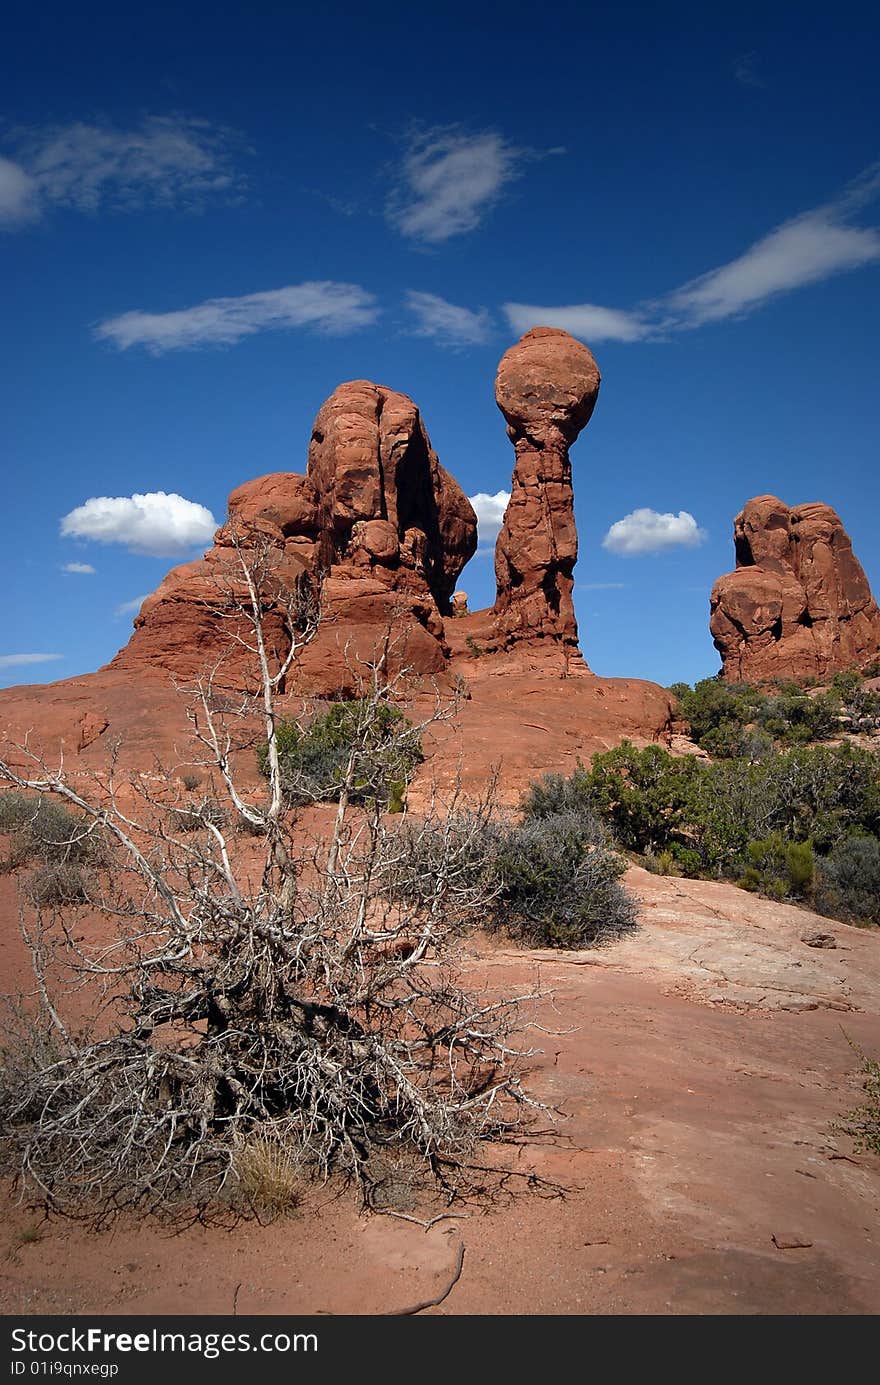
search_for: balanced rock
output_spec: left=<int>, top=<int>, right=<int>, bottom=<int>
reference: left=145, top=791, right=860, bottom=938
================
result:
left=710, top=495, right=880, bottom=681
left=492, top=328, right=600, bottom=653
left=112, top=382, right=477, bottom=694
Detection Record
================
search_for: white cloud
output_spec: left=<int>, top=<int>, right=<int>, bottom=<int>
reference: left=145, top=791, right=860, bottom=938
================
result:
left=115, top=594, right=151, bottom=617
left=502, top=164, right=880, bottom=344
left=664, top=209, right=880, bottom=327
left=0, top=653, right=63, bottom=670
left=61, top=492, right=218, bottom=557
left=387, top=128, right=523, bottom=243
left=503, top=300, right=650, bottom=343
left=61, top=561, right=96, bottom=574
left=94, top=281, right=379, bottom=353
left=406, top=291, right=491, bottom=347
left=468, top=490, right=510, bottom=547
left=3, top=116, right=246, bottom=224
left=602, top=508, right=707, bottom=556
left=0, top=155, right=39, bottom=226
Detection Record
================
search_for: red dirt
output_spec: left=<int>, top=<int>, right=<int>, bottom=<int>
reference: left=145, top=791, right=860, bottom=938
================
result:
left=1, top=870, right=878, bottom=1316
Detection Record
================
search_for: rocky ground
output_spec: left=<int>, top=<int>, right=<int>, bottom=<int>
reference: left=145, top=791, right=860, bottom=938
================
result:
left=1, top=643, right=877, bottom=1317
left=1, top=867, right=877, bottom=1316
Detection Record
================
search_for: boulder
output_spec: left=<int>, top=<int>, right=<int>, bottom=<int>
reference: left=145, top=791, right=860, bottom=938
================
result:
left=710, top=495, right=880, bottom=681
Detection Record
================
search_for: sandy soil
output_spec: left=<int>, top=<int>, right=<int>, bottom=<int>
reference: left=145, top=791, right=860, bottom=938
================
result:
left=2, top=869, right=878, bottom=1316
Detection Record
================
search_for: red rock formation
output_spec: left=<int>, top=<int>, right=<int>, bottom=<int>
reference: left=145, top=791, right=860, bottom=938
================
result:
left=0, top=351, right=683, bottom=779
left=710, top=495, right=880, bottom=681
left=111, top=540, right=305, bottom=683
left=492, top=328, right=600, bottom=656
left=306, top=381, right=476, bottom=610
left=111, top=382, right=477, bottom=695
left=77, top=711, right=109, bottom=751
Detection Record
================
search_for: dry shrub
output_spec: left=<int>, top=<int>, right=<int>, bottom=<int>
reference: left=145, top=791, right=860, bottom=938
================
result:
left=234, top=1135, right=304, bottom=1219
left=0, top=541, right=542, bottom=1225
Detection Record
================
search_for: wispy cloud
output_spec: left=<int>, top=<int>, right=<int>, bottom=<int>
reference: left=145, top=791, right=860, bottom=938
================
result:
left=61, top=561, right=96, bottom=575
left=61, top=492, right=217, bottom=557
left=733, top=51, right=764, bottom=88
left=0, top=116, right=247, bottom=228
left=115, top=594, right=151, bottom=618
left=0, top=653, right=63, bottom=670
left=503, top=301, right=650, bottom=343
left=468, top=490, right=510, bottom=548
left=95, top=282, right=379, bottom=353
left=406, top=291, right=492, bottom=348
left=602, top=509, right=707, bottom=556
left=387, top=128, right=525, bottom=243
left=0, top=155, right=39, bottom=226
left=304, top=186, right=358, bottom=218
left=663, top=204, right=880, bottom=327
left=503, top=163, right=880, bottom=342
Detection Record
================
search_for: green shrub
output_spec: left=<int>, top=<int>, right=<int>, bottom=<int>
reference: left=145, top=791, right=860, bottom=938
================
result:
left=672, top=676, right=845, bottom=755
left=520, top=763, right=593, bottom=819
left=758, top=744, right=880, bottom=850
left=258, top=700, right=423, bottom=806
left=773, top=690, right=841, bottom=744
left=25, top=861, right=93, bottom=907
left=518, top=740, right=880, bottom=919
left=668, top=842, right=703, bottom=877
left=644, top=848, right=679, bottom=876
left=578, top=741, right=701, bottom=854
left=486, top=811, right=637, bottom=949
left=830, top=671, right=880, bottom=732
left=679, top=743, right=880, bottom=871
left=815, top=835, right=880, bottom=926
left=672, top=678, right=765, bottom=750
left=389, top=806, right=637, bottom=950
left=0, top=792, right=104, bottom=872
left=831, top=669, right=863, bottom=701
left=736, top=834, right=814, bottom=901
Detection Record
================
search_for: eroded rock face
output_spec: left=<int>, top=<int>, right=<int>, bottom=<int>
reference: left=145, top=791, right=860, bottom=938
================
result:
left=112, top=382, right=477, bottom=694
left=306, top=381, right=476, bottom=610
left=710, top=495, right=880, bottom=681
left=492, top=328, right=600, bottom=652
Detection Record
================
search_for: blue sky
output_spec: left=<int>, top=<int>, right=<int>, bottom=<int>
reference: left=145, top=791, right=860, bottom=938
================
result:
left=2, top=0, right=879, bottom=689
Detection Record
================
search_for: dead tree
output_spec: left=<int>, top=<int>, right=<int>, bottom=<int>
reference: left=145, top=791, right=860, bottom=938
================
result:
left=0, top=537, right=538, bottom=1223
